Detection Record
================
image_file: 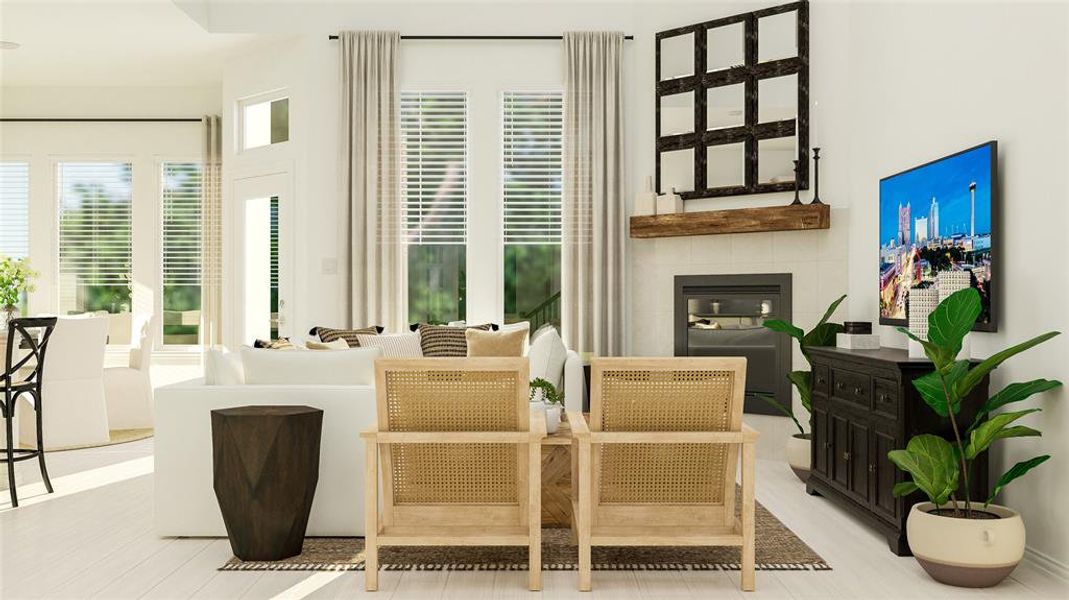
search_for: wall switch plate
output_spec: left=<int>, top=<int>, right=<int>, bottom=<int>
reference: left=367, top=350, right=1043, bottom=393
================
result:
left=321, top=257, right=338, bottom=274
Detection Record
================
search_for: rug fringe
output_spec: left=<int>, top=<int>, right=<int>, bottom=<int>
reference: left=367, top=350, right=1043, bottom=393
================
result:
left=218, top=561, right=833, bottom=573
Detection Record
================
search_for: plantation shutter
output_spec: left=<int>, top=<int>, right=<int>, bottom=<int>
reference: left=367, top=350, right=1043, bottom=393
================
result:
left=57, top=162, right=133, bottom=314
left=502, top=91, right=563, bottom=245
left=400, top=91, right=467, bottom=245
left=161, top=162, right=203, bottom=291
left=0, top=162, right=30, bottom=258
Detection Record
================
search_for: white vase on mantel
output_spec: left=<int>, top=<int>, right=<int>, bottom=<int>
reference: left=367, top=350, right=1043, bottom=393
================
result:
left=656, top=187, right=683, bottom=215
left=634, top=175, right=657, bottom=216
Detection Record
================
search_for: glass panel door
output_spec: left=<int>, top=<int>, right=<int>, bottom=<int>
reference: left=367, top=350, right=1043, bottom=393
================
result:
left=234, top=174, right=292, bottom=345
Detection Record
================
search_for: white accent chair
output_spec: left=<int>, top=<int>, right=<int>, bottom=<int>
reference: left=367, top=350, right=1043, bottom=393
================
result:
left=104, top=314, right=156, bottom=430
left=19, top=316, right=110, bottom=449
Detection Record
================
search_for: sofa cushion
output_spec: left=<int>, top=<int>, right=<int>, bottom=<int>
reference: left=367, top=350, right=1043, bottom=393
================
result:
left=355, top=332, right=423, bottom=358
left=416, top=323, right=491, bottom=357
left=204, top=348, right=245, bottom=385
left=313, top=326, right=382, bottom=347
left=528, top=325, right=568, bottom=389
left=466, top=327, right=526, bottom=357
left=240, top=347, right=382, bottom=385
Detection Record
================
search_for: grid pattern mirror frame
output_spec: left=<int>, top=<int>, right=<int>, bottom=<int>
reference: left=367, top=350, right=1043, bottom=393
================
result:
left=655, top=1, right=809, bottom=199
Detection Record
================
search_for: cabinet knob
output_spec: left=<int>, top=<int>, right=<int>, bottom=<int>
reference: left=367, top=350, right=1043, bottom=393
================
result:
left=824, top=441, right=832, bottom=449
left=836, top=382, right=844, bottom=390
left=868, top=464, right=877, bottom=473
left=817, top=376, right=826, bottom=384
left=879, top=394, right=888, bottom=402
left=843, top=451, right=851, bottom=461
left=854, top=387, right=864, bottom=396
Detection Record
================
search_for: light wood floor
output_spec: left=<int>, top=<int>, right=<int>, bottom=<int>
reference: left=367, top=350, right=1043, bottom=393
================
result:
left=1, top=437, right=1066, bottom=599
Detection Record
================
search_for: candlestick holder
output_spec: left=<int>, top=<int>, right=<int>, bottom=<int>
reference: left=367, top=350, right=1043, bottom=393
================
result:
left=791, top=160, right=802, bottom=205
left=811, top=147, right=824, bottom=205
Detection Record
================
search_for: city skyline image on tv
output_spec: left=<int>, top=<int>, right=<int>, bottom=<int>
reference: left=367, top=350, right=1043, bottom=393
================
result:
left=878, top=141, right=996, bottom=329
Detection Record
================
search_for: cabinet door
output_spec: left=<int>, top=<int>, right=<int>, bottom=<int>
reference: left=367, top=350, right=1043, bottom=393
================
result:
left=831, top=415, right=850, bottom=491
left=871, top=430, right=899, bottom=522
left=812, top=403, right=830, bottom=478
left=848, top=420, right=870, bottom=504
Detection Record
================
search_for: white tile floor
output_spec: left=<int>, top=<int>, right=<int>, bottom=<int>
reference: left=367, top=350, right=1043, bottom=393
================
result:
left=1, top=437, right=1066, bottom=599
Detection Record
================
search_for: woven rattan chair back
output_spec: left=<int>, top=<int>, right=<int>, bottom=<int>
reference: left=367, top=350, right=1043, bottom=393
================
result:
left=376, top=358, right=530, bottom=510
left=589, top=357, right=747, bottom=523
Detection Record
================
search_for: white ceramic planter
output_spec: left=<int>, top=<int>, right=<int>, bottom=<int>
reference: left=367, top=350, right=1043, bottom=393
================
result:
left=907, top=502, right=1025, bottom=588
left=530, top=401, right=561, bottom=434
left=786, top=433, right=811, bottom=482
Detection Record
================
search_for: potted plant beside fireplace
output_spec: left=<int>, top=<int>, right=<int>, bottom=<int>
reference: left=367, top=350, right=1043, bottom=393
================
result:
left=889, top=287, right=1060, bottom=588
left=761, top=294, right=846, bottom=482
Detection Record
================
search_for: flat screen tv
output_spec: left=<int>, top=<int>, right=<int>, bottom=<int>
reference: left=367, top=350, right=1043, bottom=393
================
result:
left=879, top=141, right=997, bottom=331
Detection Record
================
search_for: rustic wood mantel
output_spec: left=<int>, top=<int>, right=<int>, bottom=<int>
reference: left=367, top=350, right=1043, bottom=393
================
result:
left=629, top=203, right=830, bottom=238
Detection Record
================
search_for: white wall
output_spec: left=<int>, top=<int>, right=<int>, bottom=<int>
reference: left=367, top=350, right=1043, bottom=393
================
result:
left=844, top=0, right=1069, bottom=571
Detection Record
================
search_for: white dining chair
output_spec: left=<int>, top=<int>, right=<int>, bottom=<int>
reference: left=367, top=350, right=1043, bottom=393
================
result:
left=103, top=314, right=157, bottom=430
left=18, top=315, right=111, bottom=449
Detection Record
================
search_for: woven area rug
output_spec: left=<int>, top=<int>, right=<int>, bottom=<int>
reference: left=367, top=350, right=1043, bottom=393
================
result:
left=220, top=499, right=829, bottom=573
left=19, top=428, right=153, bottom=452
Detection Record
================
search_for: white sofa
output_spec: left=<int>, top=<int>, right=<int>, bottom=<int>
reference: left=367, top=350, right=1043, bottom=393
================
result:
left=154, top=348, right=585, bottom=537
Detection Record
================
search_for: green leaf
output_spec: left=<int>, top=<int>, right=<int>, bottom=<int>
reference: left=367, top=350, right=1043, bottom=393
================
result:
left=802, top=322, right=845, bottom=351
left=897, top=326, right=952, bottom=369
left=991, top=425, right=1041, bottom=441
left=911, top=360, right=970, bottom=417
left=816, top=294, right=847, bottom=328
left=764, top=319, right=804, bottom=342
left=987, top=456, right=1051, bottom=505
left=886, top=435, right=959, bottom=505
left=756, top=394, right=805, bottom=435
left=927, top=287, right=982, bottom=359
left=892, top=481, right=919, bottom=498
left=956, top=332, right=1062, bottom=398
left=964, top=409, right=1042, bottom=460
left=786, top=370, right=812, bottom=413
left=972, top=379, right=1063, bottom=430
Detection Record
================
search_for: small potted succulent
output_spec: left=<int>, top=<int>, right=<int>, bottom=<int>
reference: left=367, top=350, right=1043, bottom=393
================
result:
left=529, top=377, right=565, bottom=434
left=0, top=256, right=38, bottom=326
left=762, top=294, right=846, bottom=482
left=890, top=287, right=1060, bottom=587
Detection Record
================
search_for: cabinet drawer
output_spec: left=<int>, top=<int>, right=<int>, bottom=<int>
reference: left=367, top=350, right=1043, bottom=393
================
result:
left=813, top=365, right=830, bottom=395
left=831, top=368, right=871, bottom=408
left=873, top=377, right=899, bottom=417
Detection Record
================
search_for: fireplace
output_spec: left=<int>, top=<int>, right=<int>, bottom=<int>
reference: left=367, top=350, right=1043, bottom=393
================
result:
left=674, top=274, right=792, bottom=416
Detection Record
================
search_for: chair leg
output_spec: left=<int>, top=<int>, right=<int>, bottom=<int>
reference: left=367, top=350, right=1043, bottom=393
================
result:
left=741, top=441, right=756, bottom=592
left=577, top=438, right=592, bottom=592
left=5, top=404, right=17, bottom=508
left=528, top=440, right=541, bottom=592
left=33, top=390, right=52, bottom=494
left=364, top=438, right=378, bottom=592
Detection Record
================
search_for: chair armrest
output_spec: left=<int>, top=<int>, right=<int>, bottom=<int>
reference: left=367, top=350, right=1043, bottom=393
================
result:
left=563, top=351, right=585, bottom=413
left=530, top=409, right=547, bottom=441
left=741, top=423, right=760, bottom=441
left=366, top=431, right=534, bottom=444
left=360, top=425, right=378, bottom=440
left=588, top=429, right=759, bottom=444
left=566, top=411, right=590, bottom=438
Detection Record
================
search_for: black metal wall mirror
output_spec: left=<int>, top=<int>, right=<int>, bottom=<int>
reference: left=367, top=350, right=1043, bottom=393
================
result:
left=656, top=1, right=809, bottom=199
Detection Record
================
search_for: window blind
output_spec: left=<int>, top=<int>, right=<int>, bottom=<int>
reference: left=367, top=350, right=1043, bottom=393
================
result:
left=57, top=162, right=133, bottom=313
left=0, top=162, right=30, bottom=258
left=502, top=91, right=563, bottom=245
left=400, top=91, right=468, bottom=245
left=161, top=162, right=203, bottom=288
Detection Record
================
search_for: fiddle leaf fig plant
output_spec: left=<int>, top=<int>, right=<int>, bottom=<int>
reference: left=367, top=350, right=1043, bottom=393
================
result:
left=888, top=287, right=1061, bottom=515
left=761, top=294, right=847, bottom=433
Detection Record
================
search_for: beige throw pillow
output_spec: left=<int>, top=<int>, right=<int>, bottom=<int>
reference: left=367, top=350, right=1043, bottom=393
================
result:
left=466, top=327, right=527, bottom=357
left=305, top=339, right=350, bottom=350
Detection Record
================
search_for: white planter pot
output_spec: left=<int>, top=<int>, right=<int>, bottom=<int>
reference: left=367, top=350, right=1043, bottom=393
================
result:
left=545, top=405, right=561, bottom=434
left=786, top=433, right=811, bottom=483
left=907, top=502, right=1025, bottom=588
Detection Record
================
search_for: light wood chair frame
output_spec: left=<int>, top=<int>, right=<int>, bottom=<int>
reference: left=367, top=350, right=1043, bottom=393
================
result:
left=569, top=356, right=759, bottom=592
left=361, top=358, right=546, bottom=592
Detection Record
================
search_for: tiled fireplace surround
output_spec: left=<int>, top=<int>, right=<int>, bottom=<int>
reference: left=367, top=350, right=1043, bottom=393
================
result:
left=628, top=210, right=850, bottom=459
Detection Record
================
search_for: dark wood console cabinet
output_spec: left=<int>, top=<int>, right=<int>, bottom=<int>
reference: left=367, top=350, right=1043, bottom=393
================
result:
left=805, top=346, right=989, bottom=556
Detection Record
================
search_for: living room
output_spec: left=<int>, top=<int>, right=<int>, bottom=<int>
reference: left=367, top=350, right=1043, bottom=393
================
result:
left=1, top=0, right=1067, bottom=598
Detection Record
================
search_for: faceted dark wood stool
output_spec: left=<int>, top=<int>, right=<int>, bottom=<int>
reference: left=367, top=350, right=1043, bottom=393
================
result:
left=2, top=317, right=58, bottom=508
left=211, top=405, right=323, bottom=561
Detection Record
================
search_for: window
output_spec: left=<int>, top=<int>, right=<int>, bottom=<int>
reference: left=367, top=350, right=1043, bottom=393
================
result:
left=502, top=91, right=563, bottom=331
left=161, top=162, right=203, bottom=345
left=0, top=162, right=29, bottom=259
left=401, top=91, right=468, bottom=324
left=241, top=95, right=289, bottom=150
left=57, top=162, right=133, bottom=320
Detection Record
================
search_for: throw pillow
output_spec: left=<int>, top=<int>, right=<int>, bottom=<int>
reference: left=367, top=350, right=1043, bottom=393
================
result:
left=528, top=325, right=568, bottom=389
left=466, top=327, right=527, bottom=357
left=355, top=332, right=423, bottom=358
left=417, top=323, right=492, bottom=357
left=204, top=348, right=245, bottom=385
left=313, top=325, right=382, bottom=347
left=253, top=337, right=296, bottom=350
left=497, top=321, right=531, bottom=354
left=305, top=339, right=349, bottom=350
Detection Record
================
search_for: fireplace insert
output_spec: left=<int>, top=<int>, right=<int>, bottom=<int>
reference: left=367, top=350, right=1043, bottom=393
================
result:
left=674, top=274, right=792, bottom=416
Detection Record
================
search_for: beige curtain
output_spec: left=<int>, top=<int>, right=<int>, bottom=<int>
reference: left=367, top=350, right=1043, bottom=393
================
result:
left=201, top=115, right=223, bottom=346
left=562, top=32, right=626, bottom=356
left=339, top=31, right=404, bottom=331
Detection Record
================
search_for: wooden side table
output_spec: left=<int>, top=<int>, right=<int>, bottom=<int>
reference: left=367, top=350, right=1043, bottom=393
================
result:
left=541, top=415, right=578, bottom=527
left=211, top=405, right=323, bottom=561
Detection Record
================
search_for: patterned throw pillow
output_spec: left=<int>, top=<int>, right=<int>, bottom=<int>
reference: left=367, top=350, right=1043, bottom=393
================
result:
left=355, top=332, right=423, bottom=358
left=312, top=325, right=383, bottom=347
left=416, top=323, right=491, bottom=357
left=253, top=337, right=296, bottom=350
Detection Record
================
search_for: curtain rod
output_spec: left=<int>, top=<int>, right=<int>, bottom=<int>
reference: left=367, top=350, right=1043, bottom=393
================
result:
left=0, top=118, right=202, bottom=123
left=327, top=34, right=634, bottom=41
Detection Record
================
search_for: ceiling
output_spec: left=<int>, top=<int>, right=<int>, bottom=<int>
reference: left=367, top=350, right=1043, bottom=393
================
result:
left=0, top=0, right=266, bottom=87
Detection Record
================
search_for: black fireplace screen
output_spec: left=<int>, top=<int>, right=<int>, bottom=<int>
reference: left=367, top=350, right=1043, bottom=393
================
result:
left=674, top=274, right=792, bottom=416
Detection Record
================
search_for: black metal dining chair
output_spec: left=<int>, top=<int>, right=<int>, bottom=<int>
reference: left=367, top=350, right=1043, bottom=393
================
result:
left=2, top=317, right=58, bottom=508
